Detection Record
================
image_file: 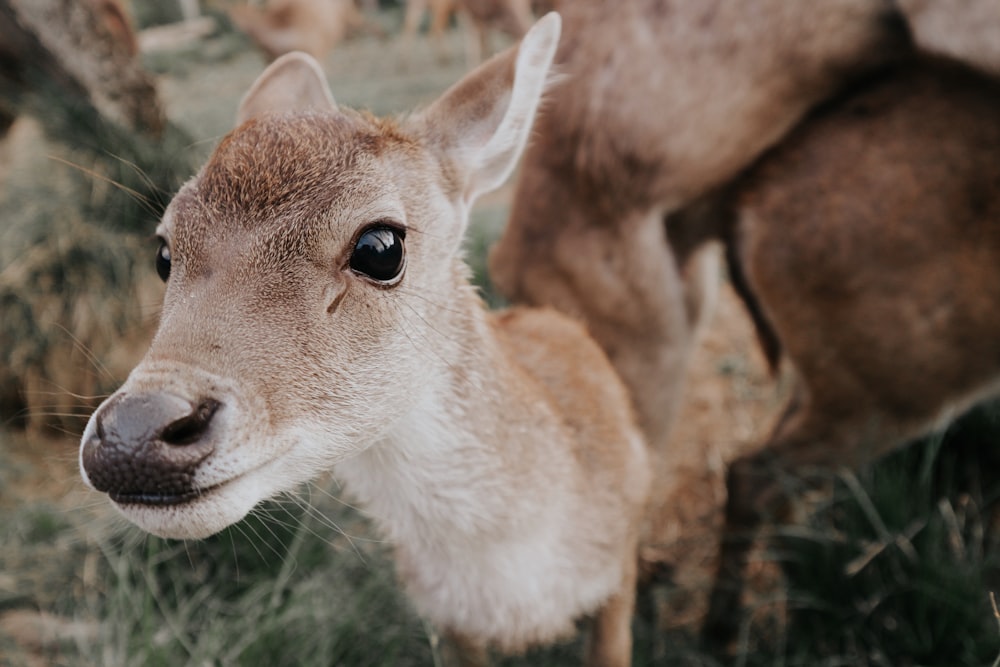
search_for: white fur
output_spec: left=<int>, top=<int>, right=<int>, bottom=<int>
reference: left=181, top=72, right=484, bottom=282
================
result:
left=334, top=374, right=628, bottom=650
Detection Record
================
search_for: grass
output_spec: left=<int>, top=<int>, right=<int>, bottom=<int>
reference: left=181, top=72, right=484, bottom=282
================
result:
left=736, top=405, right=1000, bottom=667
left=3, top=407, right=999, bottom=666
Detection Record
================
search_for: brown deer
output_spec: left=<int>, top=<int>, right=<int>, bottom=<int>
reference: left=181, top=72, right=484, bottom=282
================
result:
left=487, top=0, right=1000, bottom=641
left=489, top=0, right=912, bottom=492
left=78, top=14, right=652, bottom=666
left=228, top=0, right=380, bottom=62
left=400, top=0, right=533, bottom=65
left=0, top=0, right=165, bottom=137
left=692, top=55, right=1000, bottom=645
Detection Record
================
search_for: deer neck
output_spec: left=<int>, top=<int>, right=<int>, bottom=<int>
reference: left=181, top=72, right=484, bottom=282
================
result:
left=332, top=271, right=557, bottom=549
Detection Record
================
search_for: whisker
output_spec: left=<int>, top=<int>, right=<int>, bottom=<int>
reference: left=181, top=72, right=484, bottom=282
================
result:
left=301, top=480, right=369, bottom=516
left=185, top=133, right=228, bottom=152
left=52, top=322, right=116, bottom=381
left=46, top=155, right=161, bottom=218
left=397, top=285, right=475, bottom=319
left=392, top=299, right=485, bottom=382
left=11, top=407, right=95, bottom=417
left=280, top=491, right=371, bottom=565
left=233, top=507, right=290, bottom=563
left=22, top=390, right=113, bottom=403
left=102, top=151, right=171, bottom=207
left=227, top=529, right=241, bottom=583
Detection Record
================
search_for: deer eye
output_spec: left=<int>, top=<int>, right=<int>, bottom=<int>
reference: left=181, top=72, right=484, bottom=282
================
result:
left=349, top=225, right=405, bottom=284
left=155, top=239, right=171, bottom=282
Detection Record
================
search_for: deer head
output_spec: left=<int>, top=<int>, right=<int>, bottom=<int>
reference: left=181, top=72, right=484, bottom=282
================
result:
left=79, top=13, right=562, bottom=540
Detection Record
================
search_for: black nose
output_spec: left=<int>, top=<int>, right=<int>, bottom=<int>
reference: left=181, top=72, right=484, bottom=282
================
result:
left=81, top=393, right=221, bottom=505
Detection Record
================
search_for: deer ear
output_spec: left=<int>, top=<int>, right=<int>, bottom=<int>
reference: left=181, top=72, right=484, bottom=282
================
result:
left=236, top=51, right=338, bottom=125
left=417, top=12, right=561, bottom=203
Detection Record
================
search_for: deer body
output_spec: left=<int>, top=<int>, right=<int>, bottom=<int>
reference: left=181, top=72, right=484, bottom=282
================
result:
left=489, top=0, right=912, bottom=461
left=78, top=15, right=651, bottom=664
left=701, top=55, right=1000, bottom=644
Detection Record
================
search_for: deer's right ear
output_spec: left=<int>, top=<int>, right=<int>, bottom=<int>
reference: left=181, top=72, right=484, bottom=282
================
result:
left=236, top=52, right=338, bottom=126
left=416, top=12, right=561, bottom=204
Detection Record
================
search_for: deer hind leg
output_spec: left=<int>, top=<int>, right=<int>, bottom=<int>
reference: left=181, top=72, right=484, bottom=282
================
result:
left=702, top=385, right=869, bottom=652
left=458, top=11, right=489, bottom=67
left=428, top=0, right=455, bottom=62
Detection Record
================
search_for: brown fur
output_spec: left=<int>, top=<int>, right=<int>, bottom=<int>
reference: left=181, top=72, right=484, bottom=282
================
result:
left=701, top=56, right=1000, bottom=646
left=489, top=0, right=911, bottom=486
left=0, top=0, right=164, bottom=136
left=898, top=0, right=1000, bottom=74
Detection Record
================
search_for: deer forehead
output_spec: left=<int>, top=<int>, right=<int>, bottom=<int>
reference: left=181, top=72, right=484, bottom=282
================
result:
left=162, top=112, right=450, bottom=271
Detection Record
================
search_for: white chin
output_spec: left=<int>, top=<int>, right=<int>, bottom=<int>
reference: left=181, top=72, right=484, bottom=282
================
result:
left=111, top=476, right=264, bottom=540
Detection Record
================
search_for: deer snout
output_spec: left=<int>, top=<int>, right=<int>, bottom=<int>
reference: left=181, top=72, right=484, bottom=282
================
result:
left=81, top=393, right=221, bottom=505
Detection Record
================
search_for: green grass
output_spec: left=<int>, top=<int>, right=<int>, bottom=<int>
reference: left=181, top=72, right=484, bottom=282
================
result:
left=4, top=407, right=1000, bottom=666
left=737, top=405, right=1000, bottom=667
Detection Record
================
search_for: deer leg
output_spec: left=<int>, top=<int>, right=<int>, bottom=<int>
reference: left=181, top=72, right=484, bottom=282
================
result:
left=437, top=629, right=490, bottom=667
left=494, top=170, right=722, bottom=456
left=702, top=385, right=868, bottom=651
left=532, top=208, right=714, bottom=453
left=586, top=548, right=640, bottom=667
left=701, top=445, right=782, bottom=652
left=703, top=386, right=806, bottom=649
left=401, top=0, right=427, bottom=41
left=428, top=0, right=454, bottom=62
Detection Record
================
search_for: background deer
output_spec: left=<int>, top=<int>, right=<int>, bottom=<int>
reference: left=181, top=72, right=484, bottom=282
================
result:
left=0, top=0, right=165, bottom=137
left=228, top=0, right=381, bottom=62
left=78, top=14, right=652, bottom=666
left=485, top=0, right=1000, bottom=643
left=489, top=0, right=912, bottom=471
left=687, top=55, right=1000, bottom=646
left=400, top=0, right=533, bottom=65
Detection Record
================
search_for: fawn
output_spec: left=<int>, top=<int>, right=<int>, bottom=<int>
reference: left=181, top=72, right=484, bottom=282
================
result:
left=78, top=14, right=652, bottom=666
left=691, top=56, right=1000, bottom=645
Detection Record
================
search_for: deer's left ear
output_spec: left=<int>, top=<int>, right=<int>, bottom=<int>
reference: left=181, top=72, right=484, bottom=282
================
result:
left=415, top=12, right=561, bottom=204
left=236, top=51, right=338, bottom=126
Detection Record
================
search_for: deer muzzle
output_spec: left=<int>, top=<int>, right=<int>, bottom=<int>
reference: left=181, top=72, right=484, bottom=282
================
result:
left=80, top=392, right=222, bottom=505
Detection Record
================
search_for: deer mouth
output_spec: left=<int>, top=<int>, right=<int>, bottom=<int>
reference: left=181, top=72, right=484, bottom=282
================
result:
left=102, top=466, right=272, bottom=540
left=109, top=483, right=224, bottom=507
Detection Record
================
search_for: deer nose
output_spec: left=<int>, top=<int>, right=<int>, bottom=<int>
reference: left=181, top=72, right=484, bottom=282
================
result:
left=81, top=393, right=221, bottom=505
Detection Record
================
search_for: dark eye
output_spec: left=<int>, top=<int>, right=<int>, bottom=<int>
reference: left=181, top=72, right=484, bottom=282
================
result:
left=349, top=226, right=405, bottom=283
left=155, top=239, right=171, bottom=282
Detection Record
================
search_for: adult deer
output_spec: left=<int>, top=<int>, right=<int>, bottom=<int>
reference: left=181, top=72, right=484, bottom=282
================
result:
left=79, top=14, right=651, bottom=666
left=695, top=55, right=1000, bottom=646
left=489, top=0, right=912, bottom=466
